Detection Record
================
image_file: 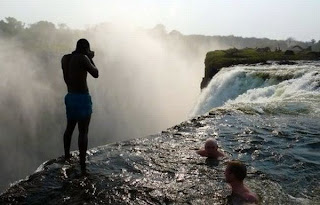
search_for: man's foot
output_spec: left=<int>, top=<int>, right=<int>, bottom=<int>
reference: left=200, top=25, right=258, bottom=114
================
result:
left=64, top=154, right=71, bottom=162
left=80, top=162, right=86, bottom=174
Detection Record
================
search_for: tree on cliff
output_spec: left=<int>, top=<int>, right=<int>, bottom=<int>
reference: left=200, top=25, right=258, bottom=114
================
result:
left=286, top=37, right=296, bottom=48
left=0, top=17, right=25, bottom=37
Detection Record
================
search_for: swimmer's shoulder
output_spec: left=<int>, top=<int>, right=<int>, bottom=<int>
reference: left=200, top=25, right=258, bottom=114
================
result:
left=196, top=149, right=208, bottom=157
left=243, top=191, right=259, bottom=203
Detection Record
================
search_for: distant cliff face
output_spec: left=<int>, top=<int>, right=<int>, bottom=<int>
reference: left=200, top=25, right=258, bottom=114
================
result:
left=200, top=48, right=320, bottom=89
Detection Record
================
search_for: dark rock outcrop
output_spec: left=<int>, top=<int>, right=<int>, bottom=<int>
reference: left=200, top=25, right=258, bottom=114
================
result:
left=284, top=50, right=294, bottom=55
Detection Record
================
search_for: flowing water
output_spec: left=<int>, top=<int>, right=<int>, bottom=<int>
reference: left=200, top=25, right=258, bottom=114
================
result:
left=1, top=61, right=319, bottom=204
left=191, top=61, right=320, bottom=203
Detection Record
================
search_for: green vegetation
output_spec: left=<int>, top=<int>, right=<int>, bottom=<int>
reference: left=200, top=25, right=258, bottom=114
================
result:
left=201, top=47, right=320, bottom=89
left=0, top=17, right=83, bottom=55
left=1, top=17, right=320, bottom=59
left=206, top=47, right=319, bottom=68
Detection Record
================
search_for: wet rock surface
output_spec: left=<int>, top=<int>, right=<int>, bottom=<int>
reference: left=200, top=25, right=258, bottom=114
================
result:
left=1, top=111, right=318, bottom=204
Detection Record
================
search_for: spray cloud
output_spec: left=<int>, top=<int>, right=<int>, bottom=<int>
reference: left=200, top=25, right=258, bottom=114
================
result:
left=0, top=22, right=222, bottom=190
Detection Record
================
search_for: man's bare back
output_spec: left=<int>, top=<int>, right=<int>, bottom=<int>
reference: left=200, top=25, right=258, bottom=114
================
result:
left=61, top=54, right=98, bottom=93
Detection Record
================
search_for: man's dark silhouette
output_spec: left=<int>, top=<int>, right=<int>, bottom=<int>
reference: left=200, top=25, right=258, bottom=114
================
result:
left=61, top=39, right=99, bottom=172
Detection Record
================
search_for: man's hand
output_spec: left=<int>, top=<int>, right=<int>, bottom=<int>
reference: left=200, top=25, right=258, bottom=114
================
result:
left=87, top=51, right=95, bottom=59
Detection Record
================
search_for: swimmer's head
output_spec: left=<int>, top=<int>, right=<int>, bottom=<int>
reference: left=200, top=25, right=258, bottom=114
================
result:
left=204, top=138, right=218, bottom=152
left=225, top=160, right=247, bottom=183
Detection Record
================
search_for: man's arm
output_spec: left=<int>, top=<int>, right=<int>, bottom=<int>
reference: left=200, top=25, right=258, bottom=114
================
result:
left=82, top=55, right=99, bottom=78
left=61, top=54, right=71, bottom=84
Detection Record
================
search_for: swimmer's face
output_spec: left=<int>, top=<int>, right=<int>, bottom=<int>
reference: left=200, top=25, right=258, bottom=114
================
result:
left=205, top=141, right=218, bottom=152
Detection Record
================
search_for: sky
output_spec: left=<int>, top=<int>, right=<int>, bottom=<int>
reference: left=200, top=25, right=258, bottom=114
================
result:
left=0, top=0, right=319, bottom=42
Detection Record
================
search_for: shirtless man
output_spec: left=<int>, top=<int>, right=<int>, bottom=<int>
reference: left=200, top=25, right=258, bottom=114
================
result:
left=61, top=39, right=99, bottom=172
left=196, top=138, right=224, bottom=159
left=225, top=160, right=259, bottom=204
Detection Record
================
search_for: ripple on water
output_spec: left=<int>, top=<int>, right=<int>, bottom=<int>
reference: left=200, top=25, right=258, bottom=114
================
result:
left=1, top=111, right=319, bottom=204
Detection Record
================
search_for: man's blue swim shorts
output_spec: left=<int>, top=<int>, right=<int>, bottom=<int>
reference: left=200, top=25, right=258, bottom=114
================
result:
left=65, top=93, right=92, bottom=120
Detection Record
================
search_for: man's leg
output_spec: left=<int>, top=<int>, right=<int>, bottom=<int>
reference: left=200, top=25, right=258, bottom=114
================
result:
left=63, top=119, right=77, bottom=159
left=78, top=115, right=91, bottom=171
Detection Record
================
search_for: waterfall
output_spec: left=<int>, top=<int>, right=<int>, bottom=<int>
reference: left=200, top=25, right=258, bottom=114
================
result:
left=191, top=62, right=320, bottom=116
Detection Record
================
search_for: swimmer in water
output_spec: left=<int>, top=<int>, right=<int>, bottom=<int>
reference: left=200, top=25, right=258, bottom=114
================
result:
left=225, top=160, right=259, bottom=204
left=196, top=138, right=224, bottom=159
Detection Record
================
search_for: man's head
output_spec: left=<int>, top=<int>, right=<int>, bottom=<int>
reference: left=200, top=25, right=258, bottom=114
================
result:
left=204, top=138, right=218, bottom=153
left=75, top=38, right=91, bottom=55
left=225, top=160, right=247, bottom=183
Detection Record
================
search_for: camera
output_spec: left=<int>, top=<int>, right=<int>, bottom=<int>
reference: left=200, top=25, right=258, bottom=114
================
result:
left=87, top=50, right=95, bottom=59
